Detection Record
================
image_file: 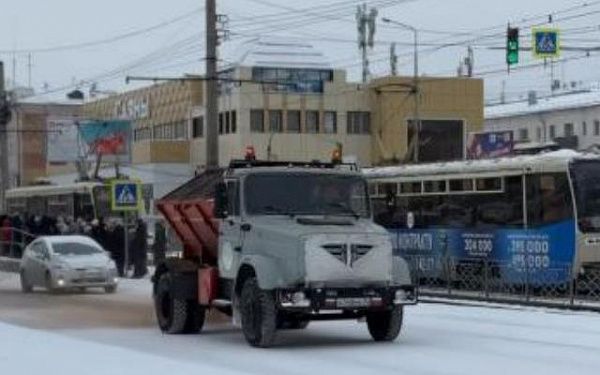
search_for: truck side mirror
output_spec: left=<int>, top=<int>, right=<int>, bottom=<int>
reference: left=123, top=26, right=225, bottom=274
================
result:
left=214, top=182, right=229, bottom=219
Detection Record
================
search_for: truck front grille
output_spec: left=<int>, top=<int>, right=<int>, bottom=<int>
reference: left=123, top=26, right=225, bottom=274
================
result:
left=322, top=243, right=373, bottom=267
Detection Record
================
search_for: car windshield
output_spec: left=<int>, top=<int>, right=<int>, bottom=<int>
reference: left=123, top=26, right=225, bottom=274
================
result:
left=571, top=160, right=600, bottom=233
left=52, top=242, right=103, bottom=256
left=245, top=173, right=370, bottom=217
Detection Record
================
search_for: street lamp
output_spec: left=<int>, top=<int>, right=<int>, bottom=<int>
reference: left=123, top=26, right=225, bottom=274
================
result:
left=382, top=17, right=420, bottom=163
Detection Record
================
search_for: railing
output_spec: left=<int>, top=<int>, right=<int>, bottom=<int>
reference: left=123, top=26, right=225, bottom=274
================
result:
left=0, top=228, right=37, bottom=259
left=405, top=255, right=600, bottom=311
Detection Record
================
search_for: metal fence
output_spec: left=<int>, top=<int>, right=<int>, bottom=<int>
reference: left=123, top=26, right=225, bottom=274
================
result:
left=0, top=228, right=36, bottom=259
left=406, top=255, right=600, bottom=310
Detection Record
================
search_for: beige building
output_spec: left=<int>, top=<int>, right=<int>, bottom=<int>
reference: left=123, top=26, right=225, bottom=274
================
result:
left=8, top=40, right=484, bottom=206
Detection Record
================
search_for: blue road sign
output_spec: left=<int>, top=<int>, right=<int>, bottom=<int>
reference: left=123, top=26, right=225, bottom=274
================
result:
left=111, top=181, right=140, bottom=211
left=533, top=28, right=560, bottom=58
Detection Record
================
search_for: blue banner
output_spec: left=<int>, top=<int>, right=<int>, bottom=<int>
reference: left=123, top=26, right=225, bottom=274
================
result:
left=390, top=220, right=576, bottom=284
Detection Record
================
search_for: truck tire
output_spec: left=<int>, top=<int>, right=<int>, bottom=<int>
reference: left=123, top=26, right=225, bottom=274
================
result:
left=240, top=277, right=277, bottom=347
left=154, top=272, right=205, bottom=334
left=366, top=306, right=403, bottom=342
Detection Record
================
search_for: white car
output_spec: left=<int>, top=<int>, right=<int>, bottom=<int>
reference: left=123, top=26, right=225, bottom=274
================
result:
left=19, top=235, right=119, bottom=293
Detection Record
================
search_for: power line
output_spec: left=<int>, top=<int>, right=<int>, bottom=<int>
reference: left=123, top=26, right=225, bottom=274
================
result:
left=0, top=7, right=204, bottom=54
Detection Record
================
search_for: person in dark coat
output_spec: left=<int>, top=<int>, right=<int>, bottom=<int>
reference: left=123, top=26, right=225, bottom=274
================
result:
left=0, top=217, right=11, bottom=256
left=11, top=215, right=23, bottom=258
left=108, top=221, right=126, bottom=277
left=131, top=219, right=148, bottom=278
left=152, top=222, right=167, bottom=266
left=91, top=218, right=109, bottom=250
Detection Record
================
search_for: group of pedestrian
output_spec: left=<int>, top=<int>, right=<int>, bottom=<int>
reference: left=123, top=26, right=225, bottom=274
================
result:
left=0, top=212, right=149, bottom=279
left=87, top=217, right=148, bottom=278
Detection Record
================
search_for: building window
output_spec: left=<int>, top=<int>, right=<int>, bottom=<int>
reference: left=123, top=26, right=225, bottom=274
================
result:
left=231, top=111, right=237, bottom=134
left=192, top=117, right=204, bottom=138
left=583, top=121, right=588, bottom=136
left=250, top=110, right=265, bottom=133
left=549, top=125, right=556, bottom=139
left=225, top=112, right=230, bottom=134
left=564, top=123, right=574, bottom=137
left=174, top=122, right=187, bottom=139
left=347, top=112, right=371, bottom=134
left=219, top=113, right=224, bottom=135
left=134, top=127, right=152, bottom=142
left=286, top=110, right=301, bottom=133
left=324, top=111, right=337, bottom=134
left=595, top=120, right=600, bottom=136
left=518, top=128, right=529, bottom=141
left=536, top=127, right=542, bottom=141
left=306, top=110, right=320, bottom=133
left=269, top=110, right=283, bottom=133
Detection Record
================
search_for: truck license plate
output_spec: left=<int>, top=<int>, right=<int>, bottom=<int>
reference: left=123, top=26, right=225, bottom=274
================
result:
left=336, top=298, right=370, bottom=308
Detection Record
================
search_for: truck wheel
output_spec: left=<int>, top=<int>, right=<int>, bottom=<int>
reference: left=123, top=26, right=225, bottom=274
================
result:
left=240, top=277, right=277, bottom=347
left=154, top=272, right=205, bottom=334
left=366, top=306, right=403, bottom=342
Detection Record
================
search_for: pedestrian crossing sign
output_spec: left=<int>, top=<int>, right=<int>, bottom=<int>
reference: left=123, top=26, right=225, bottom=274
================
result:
left=533, top=28, right=560, bottom=59
left=111, top=180, right=141, bottom=211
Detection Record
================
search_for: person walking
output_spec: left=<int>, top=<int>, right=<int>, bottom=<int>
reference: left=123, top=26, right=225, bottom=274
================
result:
left=0, top=217, right=12, bottom=256
left=131, top=219, right=148, bottom=278
left=152, top=221, right=167, bottom=266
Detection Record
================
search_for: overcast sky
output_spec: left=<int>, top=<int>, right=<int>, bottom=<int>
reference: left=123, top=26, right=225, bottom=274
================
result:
left=0, top=0, right=597, bottom=102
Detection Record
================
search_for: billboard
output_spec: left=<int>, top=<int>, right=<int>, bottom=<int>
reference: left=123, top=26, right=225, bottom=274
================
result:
left=46, top=118, right=82, bottom=163
left=79, top=120, right=132, bottom=160
left=46, top=119, right=132, bottom=164
left=467, top=131, right=514, bottom=159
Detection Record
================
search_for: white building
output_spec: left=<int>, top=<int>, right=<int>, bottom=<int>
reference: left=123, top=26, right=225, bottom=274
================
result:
left=485, top=90, right=600, bottom=150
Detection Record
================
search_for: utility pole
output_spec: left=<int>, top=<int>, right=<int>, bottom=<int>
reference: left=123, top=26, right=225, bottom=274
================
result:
left=356, top=4, right=377, bottom=83
left=390, top=43, right=398, bottom=76
left=205, top=0, right=219, bottom=168
left=0, top=61, right=10, bottom=212
left=382, top=18, right=420, bottom=163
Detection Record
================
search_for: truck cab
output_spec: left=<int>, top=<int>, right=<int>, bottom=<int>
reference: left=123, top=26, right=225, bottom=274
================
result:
left=152, top=160, right=416, bottom=347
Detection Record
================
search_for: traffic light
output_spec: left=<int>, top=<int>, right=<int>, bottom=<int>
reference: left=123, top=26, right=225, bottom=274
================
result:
left=331, top=142, right=343, bottom=164
left=506, top=27, right=519, bottom=66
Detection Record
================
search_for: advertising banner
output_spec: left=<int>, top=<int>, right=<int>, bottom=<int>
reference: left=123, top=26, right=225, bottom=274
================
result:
left=389, top=220, right=576, bottom=284
left=79, top=120, right=132, bottom=161
left=467, top=131, right=514, bottom=159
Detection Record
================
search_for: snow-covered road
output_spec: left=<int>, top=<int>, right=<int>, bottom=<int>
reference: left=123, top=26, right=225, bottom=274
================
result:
left=1, top=271, right=599, bottom=375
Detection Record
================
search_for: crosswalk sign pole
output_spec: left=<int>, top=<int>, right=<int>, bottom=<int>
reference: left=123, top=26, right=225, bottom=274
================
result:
left=124, top=211, right=129, bottom=278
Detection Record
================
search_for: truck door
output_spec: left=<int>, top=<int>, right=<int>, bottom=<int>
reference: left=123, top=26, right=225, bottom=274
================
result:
left=219, top=180, right=243, bottom=280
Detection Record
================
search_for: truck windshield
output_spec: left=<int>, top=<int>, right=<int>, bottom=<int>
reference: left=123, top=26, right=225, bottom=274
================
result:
left=245, top=173, right=370, bottom=218
left=571, top=160, right=600, bottom=233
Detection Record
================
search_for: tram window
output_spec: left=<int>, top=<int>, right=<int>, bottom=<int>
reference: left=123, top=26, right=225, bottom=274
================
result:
left=474, top=176, right=524, bottom=228
left=527, top=173, right=573, bottom=227
left=476, top=178, right=502, bottom=192
left=400, top=182, right=422, bottom=194
left=449, top=179, right=473, bottom=192
left=424, top=180, right=446, bottom=194
left=378, top=183, right=398, bottom=196
left=368, top=183, right=377, bottom=196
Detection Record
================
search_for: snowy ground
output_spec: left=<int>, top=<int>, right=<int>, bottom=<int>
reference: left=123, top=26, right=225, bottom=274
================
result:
left=1, top=271, right=600, bottom=375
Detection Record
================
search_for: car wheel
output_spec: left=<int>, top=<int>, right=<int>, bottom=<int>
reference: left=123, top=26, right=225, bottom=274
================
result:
left=104, top=285, right=117, bottom=294
left=240, top=277, right=277, bottom=348
left=20, top=271, right=33, bottom=293
left=366, top=306, right=404, bottom=342
left=45, top=272, right=57, bottom=294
